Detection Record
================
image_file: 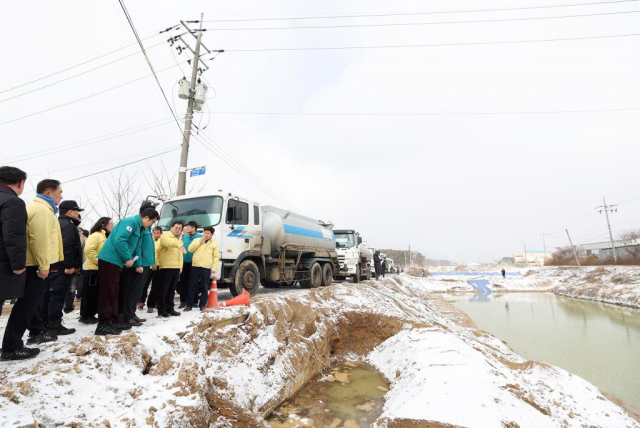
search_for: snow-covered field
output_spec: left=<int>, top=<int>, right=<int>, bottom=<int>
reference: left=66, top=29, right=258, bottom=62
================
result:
left=1, top=275, right=638, bottom=427
left=414, top=266, right=640, bottom=308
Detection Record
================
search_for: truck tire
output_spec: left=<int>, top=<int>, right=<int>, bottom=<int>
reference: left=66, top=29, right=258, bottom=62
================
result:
left=321, top=263, right=333, bottom=287
left=262, top=279, right=280, bottom=289
left=352, top=266, right=361, bottom=284
left=301, top=262, right=322, bottom=289
left=231, top=260, right=261, bottom=297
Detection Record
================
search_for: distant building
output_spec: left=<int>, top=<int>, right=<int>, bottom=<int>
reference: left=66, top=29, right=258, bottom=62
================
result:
left=580, top=240, right=640, bottom=259
left=513, top=251, right=552, bottom=266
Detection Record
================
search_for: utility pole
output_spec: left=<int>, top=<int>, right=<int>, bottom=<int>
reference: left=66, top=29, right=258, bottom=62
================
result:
left=540, top=230, right=549, bottom=266
left=408, top=245, right=411, bottom=267
left=177, top=16, right=204, bottom=196
left=523, top=243, right=527, bottom=265
left=565, top=229, right=581, bottom=267
left=596, top=197, right=618, bottom=264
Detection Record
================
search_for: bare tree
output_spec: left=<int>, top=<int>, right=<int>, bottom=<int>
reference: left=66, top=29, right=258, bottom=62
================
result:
left=144, top=161, right=177, bottom=199
left=98, top=169, right=143, bottom=222
left=551, top=245, right=585, bottom=263
left=619, top=230, right=640, bottom=259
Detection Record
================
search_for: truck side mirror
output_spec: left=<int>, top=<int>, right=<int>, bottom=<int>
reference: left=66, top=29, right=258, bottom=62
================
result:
left=357, top=236, right=363, bottom=245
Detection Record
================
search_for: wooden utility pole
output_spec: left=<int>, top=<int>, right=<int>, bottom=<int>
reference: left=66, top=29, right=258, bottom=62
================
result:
left=565, top=229, right=581, bottom=267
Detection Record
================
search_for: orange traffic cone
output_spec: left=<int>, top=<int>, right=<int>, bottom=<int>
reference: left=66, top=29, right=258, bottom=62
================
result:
left=219, top=289, right=250, bottom=308
left=205, top=277, right=219, bottom=309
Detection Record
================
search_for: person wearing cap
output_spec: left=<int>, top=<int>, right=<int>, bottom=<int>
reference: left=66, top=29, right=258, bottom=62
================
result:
left=177, top=220, right=201, bottom=309
left=39, top=200, right=84, bottom=336
left=185, top=226, right=219, bottom=311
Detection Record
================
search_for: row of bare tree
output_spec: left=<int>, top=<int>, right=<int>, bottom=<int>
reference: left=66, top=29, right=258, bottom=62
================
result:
left=547, top=230, right=640, bottom=266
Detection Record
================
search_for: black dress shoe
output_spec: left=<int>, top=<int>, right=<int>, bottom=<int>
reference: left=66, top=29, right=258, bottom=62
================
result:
left=168, top=309, right=181, bottom=316
left=127, top=319, right=143, bottom=327
left=132, top=316, right=146, bottom=323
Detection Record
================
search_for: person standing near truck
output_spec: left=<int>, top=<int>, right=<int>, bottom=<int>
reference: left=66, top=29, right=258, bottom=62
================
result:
left=178, top=221, right=201, bottom=309
left=142, top=226, right=162, bottom=312
left=185, top=226, right=219, bottom=311
left=155, top=220, right=186, bottom=318
left=80, top=217, right=112, bottom=324
left=373, top=250, right=382, bottom=280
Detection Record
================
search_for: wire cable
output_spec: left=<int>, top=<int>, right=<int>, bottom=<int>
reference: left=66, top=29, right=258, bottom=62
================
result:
left=201, top=0, right=640, bottom=22
left=0, top=33, right=162, bottom=95
left=0, top=62, right=186, bottom=127
left=0, top=39, right=167, bottom=104
left=5, top=119, right=174, bottom=164
left=202, top=9, right=640, bottom=31
left=223, top=32, right=640, bottom=53
left=207, top=106, right=640, bottom=116
left=116, top=0, right=186, bottom=136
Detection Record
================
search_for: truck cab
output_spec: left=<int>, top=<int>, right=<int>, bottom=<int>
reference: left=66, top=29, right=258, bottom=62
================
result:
left=158, top=192, right=265, bottom=295
left=333, top=229, right=371, bottom=283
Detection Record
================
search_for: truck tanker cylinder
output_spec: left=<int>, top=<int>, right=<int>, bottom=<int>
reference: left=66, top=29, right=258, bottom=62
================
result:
left=262, top=206, right=336, bottom=252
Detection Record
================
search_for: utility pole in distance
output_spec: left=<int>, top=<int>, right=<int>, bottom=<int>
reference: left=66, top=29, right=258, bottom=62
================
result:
left=565, top=229, right=581, bottom=267
left=596, top=197, right=619, bottom=264
left=540, top=230, right=550, bottom=266
left=177, top=16, right=204, bottom=196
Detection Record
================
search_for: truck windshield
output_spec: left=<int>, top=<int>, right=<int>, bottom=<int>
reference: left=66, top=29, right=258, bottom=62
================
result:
left=158, top=196, right=223, bottom=229
left=335, top=233, right=356, bottom=248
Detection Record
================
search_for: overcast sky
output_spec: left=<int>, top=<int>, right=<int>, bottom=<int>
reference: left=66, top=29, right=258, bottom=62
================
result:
left=1, top=0, right=639, bottom=263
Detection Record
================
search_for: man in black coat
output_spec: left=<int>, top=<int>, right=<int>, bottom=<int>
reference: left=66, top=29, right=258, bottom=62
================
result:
left=0, top=167, right=36, bottom=360
left=373, top=250, right=382, bottom=280
left=0, top=167, right=27, bottom=303
left=45, top=200, right=84, bottom=336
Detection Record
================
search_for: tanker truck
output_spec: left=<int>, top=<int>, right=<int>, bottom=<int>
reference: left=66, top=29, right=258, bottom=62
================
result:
left=332, top=230, right=371, bottom=283
left=157, top=192, right=341, bottom=296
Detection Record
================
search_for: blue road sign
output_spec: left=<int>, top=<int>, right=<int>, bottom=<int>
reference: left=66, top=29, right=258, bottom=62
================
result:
left=190, top=167, right=206, bottom=177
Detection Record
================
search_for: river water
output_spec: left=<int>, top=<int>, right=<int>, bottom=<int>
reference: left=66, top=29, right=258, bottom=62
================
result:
left=443, top=292, right=640, bottom=412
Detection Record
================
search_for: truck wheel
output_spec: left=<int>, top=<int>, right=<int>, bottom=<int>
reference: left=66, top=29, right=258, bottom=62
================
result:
left=232, top=260, right=261, bottom=297
left=321, top=263, right=333, bottom=287
left=262, top=279, right=280, bottom=289
left=352, top=266, right=361, bottom=284
left=301, top=263, right=322, bottom=289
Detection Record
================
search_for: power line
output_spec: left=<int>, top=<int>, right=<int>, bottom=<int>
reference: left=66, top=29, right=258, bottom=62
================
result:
left=0, top=39, right=168, bottom=104
left=116, top=0, right=185, bottom=135
left=223, top=32, right=640, bottom=53
left=193, top=133, right=300, bottom=211
left=201, top=9, right=640, bottom=31
left=65, top=147, right=180, bottom=183
left=202, top=0, right=640, bottom=22
left=4, top=119, right=174, bottom=164
left=207, top=106, right=640, bottom=116
left=0, top=33, right=161, bottom=95
left=0, top=62, right=186, bottom=127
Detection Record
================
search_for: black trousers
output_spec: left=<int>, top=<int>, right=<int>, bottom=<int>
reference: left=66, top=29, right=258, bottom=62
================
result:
left=187, top=267, right=211, bottom=308
left=48, top=271, right=72, bottom=321
left=146, top=269, right=159, bottom=308
left=139, top=268, right=154, bottom=304
left=118, top=267, right=136, bottom=320
left=64, top=271, right=82, bottom=310
left=2, top=267, right=47, bottom=353
left=80, top=271, right=99, bottom=319
left=122, top=267, right=148, bottom=321
left=178, top=263, right=192, bottom=303
left=156, top=268, right=180, bottom=315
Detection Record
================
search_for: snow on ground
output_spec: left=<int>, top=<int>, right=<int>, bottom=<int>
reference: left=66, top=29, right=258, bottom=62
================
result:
left=0, top=276, right=638, bottom=427
left=414, top=266, right=640, bottom=308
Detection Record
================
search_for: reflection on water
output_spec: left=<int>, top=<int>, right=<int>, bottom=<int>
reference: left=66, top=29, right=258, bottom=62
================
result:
left=267, top=361, right=389, bottom=428
left=444, top=293, right=640, bottom=411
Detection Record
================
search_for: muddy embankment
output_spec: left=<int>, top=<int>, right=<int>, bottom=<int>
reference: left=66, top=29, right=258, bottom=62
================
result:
left=1, top=276, right=638, bottom=427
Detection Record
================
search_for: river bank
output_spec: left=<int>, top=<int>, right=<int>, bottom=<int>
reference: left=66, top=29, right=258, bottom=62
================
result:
left=414, top=266, right=640, bottom=309
left=1, top=276, right=637, bottom=427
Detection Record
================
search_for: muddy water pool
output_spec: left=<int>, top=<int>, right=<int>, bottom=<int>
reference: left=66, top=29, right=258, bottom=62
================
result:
left=444, top=292, right=640, bottom=412
left=266, top=361, right=389, bottom=428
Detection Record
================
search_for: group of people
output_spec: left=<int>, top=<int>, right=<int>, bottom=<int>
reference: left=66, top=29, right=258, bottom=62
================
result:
left=0, top=166, right=220, bottom=361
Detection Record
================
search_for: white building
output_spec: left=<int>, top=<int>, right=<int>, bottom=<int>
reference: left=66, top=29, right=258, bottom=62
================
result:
left=580, top=240, right=640, bottom=259
left=513, top=250, right=553, bottom=266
